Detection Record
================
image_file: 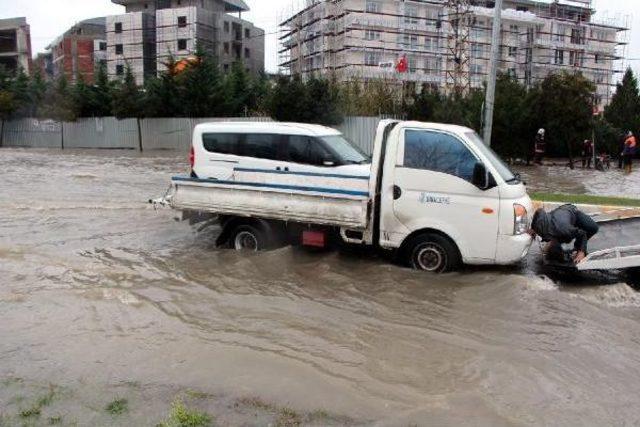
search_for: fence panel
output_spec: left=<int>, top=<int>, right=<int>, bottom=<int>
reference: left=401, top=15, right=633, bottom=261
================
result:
left=2, top=118, right=62, bottom=148
left=140, top=118, right=192, bottom=151
left=336, top=116, right=383, bottom=156
left=63, top=117, right=139, bottom=149
left=141, top=117, right=272, bottom=151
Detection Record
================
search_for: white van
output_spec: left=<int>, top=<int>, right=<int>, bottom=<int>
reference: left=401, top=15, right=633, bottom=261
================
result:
left=159, top=120, right=533, bottom=273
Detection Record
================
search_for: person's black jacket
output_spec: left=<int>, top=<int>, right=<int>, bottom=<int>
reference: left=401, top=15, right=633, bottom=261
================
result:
left=532, top=205, right=589, bottom=253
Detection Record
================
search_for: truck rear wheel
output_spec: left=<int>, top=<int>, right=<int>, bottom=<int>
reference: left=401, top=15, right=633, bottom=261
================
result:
left=230, top=224, right=268, bottom=252
left=404, top=233, right=461, bottom=273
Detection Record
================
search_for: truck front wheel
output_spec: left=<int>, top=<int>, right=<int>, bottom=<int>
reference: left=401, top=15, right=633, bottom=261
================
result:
left=404, top=233, right=461, bottom=273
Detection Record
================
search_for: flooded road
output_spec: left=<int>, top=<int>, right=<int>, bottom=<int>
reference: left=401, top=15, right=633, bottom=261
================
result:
left=2, top=148, right=640, bottom=426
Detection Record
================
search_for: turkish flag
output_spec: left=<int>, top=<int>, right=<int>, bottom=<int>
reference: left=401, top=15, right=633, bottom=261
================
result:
left=396, top=55, right=408, bottom=73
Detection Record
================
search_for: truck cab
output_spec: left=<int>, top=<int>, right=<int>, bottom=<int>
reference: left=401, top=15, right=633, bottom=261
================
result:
left=369, top=120, right=532, bottom=271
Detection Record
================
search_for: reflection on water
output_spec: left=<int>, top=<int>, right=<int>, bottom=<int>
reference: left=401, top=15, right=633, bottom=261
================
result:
left=1, top=148, right=640, bottom=425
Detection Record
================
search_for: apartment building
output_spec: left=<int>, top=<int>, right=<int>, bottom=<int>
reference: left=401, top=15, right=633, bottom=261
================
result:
left=279, top=0, right=628, bottom=109
left=107, top=0, right=265, bottom=85
left=46, top=18, right=107, bottom=84
left=0, top=17, right=32, bottom=75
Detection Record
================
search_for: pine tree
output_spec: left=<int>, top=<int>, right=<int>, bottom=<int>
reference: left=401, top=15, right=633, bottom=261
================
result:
left=111, top=65, right=142, bottom=119
left=605, top=68, right=640, bottom=135
left=40, top=75, right=77, bottom=122
left=225, top=61, right=252, bottom=116
left=177, top=50, right=226, bottom=117
left=93, top=63, right=114, bottom=117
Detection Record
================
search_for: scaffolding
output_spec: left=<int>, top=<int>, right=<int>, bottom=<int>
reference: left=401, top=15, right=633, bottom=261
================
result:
left=444, top=0, right=472, bottom=94
left=278, top=0, right=630, bottom=106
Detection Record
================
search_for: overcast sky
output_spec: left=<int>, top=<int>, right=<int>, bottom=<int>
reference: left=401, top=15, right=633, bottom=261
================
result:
left=0, top=0, right=637, bottom=76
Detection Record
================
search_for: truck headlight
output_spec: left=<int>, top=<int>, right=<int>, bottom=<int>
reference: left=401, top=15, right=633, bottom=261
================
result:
left=514, top=204, right=529, bottom=235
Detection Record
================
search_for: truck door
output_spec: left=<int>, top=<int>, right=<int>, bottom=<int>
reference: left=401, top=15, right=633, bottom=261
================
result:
left=381, top=128, right=500, bottom=261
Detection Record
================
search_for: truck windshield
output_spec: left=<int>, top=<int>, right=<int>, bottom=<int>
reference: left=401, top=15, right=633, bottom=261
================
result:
left=320, top=135, right=370, bottom=165
left=465, top=132, right=519, bottom=183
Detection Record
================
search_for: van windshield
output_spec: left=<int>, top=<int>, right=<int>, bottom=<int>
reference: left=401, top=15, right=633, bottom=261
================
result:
left=320, top=135, right=370, bottom=165
left=465, top=132, right=519, bottom=184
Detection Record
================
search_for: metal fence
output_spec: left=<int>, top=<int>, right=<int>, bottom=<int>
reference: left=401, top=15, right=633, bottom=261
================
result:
left=2, top=118, right=62, bottom=148
left=1, top=116, right=385, bottom=154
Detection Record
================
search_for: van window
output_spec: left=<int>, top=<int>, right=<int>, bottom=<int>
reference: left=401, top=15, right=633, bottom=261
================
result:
left=202, top=133, right=242, bottom=156
left=287, top=136, right=331, bottom=166
left=320, top=135, right=369, bottom=164
left=244, top=134, right=281, bottom=160
left=404, top=130, right=477, bottom=182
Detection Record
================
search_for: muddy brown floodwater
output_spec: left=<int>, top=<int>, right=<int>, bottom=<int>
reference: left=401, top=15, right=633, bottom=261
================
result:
left=1, top=148, right=640, bottom=426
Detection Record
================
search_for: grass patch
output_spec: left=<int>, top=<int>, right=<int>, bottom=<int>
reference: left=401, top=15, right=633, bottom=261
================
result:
left=157, top=399, right=212, bottom=427
left=106, top=398, right=128, bottom=415
left=48, top=415, right=63, bottom=424
left=19, top=386, right=57, bottom=419
left=235, top=396, right=275, bottom=412
left=531, top=192, right=640, bottom=208
left=19, top=405, right=41, bottom=419
left=275, top=407, right=302, bottom=427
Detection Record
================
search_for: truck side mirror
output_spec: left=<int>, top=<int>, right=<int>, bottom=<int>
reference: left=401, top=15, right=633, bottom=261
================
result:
left=472, top=162, right=491, bottom=190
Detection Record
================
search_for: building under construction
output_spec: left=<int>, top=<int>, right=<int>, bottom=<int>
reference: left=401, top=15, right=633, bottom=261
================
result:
left=278, top=0, right=629, bottom=109
left=107, top=0, right=265, bottom=85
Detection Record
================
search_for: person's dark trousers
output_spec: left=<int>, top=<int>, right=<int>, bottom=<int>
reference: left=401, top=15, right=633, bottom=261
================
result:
left=575, top=210, right=599, bottom=251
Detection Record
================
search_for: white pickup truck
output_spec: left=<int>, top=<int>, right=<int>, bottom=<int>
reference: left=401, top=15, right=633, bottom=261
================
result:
left=156, top=120, right=533, bottom=272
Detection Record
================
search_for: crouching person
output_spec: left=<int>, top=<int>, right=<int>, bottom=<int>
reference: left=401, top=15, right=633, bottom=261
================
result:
left=529, top=204, right=599, bottom=264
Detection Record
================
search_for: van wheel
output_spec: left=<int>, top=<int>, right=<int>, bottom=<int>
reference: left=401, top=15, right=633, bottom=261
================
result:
left=230, top=225, right=268, bottom=252
left=404, top=233, right=461, bottom=273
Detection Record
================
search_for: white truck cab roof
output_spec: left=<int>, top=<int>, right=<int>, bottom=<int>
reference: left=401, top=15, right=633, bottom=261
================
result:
left=397, top=121, right=475, bottom=136
left=193, top=122, right=342, bottom=137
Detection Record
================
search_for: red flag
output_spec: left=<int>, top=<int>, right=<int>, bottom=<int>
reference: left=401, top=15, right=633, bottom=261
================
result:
left=396, top=55, right=408, bottom=73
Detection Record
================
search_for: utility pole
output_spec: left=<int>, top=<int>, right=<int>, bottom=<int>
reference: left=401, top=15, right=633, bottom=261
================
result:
left=483, top=0, right=503, bottom=146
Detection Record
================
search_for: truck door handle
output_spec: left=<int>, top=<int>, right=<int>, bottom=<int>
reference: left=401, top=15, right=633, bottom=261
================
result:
left=276, top=167, right=281, bottom=171
left=284, top=167, right=289, bottom=171
left=393, top=185, right=402, bottom=200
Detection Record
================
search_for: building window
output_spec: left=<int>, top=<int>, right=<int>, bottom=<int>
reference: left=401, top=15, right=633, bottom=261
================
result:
left=402, top=34, right=418, bottom=49
left=116, top=64, right=124, bottom=75
left=594, top=54, right=602, bottom=64
left=99, top=42, right=107, bottom=51
left=224, top=21, right=229, bottom=33
left=245, top=28, right=250, bottom=38
left=224, top=42, right=229, bottom=54
left=571, top=28, right=584, bottom=44
left=115, top=22, right=122, bottom=34
left=554, top=49, right=564, bottom=65
left=364, top=30, right=381, bottom=41
left=508, top=46, right=517, bottom=57
left=365, top=1, right=380, bottom=13
left=178, top=16, right=187, bottom=28
left=244, top=48, right=250, bottom=58
left=115, top=44, right=123, bottom=55
left=404, top=6, right=418, bottom=25
left=364, top=51, right=380, bottom=66
left=178, top=39, right=188, bottom=51
left=509, top=24, right=519, bottom=34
